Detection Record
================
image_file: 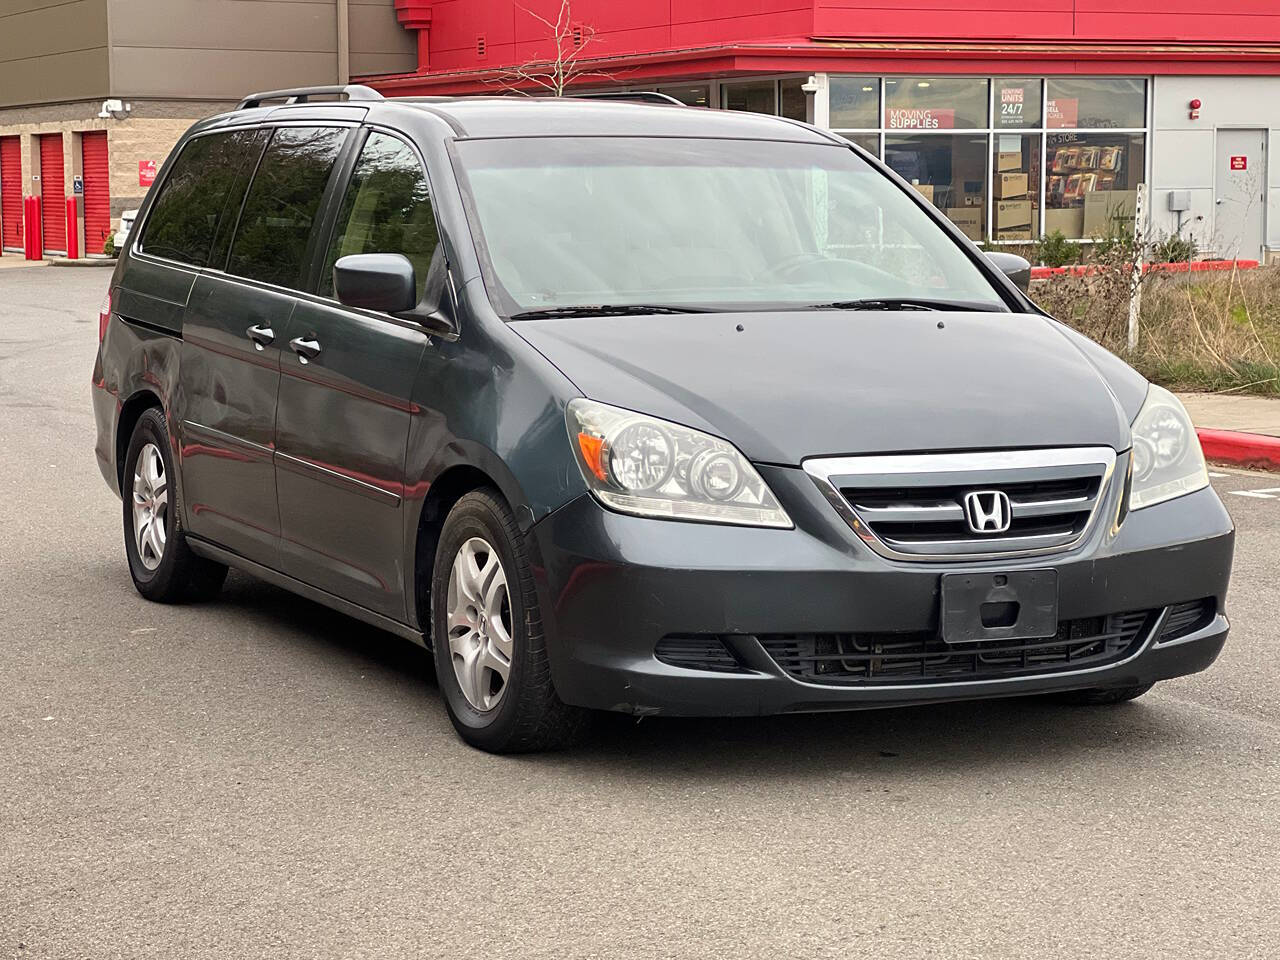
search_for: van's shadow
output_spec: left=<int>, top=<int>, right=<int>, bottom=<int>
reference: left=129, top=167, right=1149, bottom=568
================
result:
left=216, top=572, right=1193, bottom=781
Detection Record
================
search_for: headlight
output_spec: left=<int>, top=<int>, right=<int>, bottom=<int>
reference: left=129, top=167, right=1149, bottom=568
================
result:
left=1129, top=384, right=1209, bottom=510
left=566, top=398, right=792, bottom=528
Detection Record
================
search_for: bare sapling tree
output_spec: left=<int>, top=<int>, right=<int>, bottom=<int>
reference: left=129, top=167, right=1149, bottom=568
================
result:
left=488, top=0, right=620, bottom=96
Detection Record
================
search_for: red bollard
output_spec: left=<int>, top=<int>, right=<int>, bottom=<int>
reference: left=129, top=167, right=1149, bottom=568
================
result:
left=65, top=197, right=79, bottom=260
left=24, top=195, right=43, bottom=260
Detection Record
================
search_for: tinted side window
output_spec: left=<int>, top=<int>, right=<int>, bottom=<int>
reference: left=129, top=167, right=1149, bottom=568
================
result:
left=138, top=129, right=266, bottom=267
left=227, top=126, right=348, bottom=289
left=320, top=132, right=438, bottom=300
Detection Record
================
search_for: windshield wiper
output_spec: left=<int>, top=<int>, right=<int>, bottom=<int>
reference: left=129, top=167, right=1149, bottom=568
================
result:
left=811, top=298, right=990, bottom=312
left=509, top=304, right=714, bottom=320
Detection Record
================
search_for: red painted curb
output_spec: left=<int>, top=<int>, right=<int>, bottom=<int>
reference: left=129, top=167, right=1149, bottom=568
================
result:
left=1197, top=427, right=1280, bottom=471
left=1032, top=259, right=1260, bottom=280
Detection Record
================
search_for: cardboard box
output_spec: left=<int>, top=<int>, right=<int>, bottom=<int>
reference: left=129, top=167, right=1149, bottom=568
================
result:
left=1082, top=189, right=1137, bottom=237
left=997, top=151, right=1022, bottom=172
left=945, top=208, right=984, bottom=242
left=996, top=228, right=1034, bottom=242
left=1044, top=207, right=1085, bottom=238
left=910, top=182, right=934, bottom=203
left=994, top=172, right=1029, bottom=199
left=996, top=199, right=1033, bottom=230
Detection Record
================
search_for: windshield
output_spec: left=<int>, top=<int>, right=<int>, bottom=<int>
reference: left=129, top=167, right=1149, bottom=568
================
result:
left=454, top=136, right=1007, bottom=315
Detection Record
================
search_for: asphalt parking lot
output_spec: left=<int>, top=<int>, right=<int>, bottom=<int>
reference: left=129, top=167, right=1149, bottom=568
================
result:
left=3, top=264, right=1278, bottom=959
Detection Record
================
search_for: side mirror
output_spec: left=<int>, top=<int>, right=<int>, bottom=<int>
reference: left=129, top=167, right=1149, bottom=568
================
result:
left=334, top=253, right=418, bottom=314
left=984, top=251, right=1032, bottom=294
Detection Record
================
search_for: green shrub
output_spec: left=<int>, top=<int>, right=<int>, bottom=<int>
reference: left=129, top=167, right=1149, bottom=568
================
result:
left=102, top=235, right=116, bottom=258
left=1149, top=232, right=1198, bottom=264
left=1034, top=230, right=1079, bottom=268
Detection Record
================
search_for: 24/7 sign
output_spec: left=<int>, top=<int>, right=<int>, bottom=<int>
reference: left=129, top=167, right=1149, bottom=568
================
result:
left=1230, top=156, right=1248, bottom=171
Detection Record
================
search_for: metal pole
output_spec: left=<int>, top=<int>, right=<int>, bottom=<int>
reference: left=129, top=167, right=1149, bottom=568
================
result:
left=1127, top=183, right=1147, bottom=352
left=336, top=0, right=350, bottom=85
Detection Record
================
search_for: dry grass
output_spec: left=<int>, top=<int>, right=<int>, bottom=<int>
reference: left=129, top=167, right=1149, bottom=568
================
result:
left=1032, top=263, right=1280, bottom=396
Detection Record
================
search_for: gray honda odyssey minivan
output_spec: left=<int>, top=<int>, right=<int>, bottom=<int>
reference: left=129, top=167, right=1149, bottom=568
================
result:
left=92, top=86, right=1234, bottom=752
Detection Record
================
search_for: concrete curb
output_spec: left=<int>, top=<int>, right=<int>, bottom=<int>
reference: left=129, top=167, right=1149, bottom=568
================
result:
left=48, top=258, right=117, bottom=268
left=1197, top=428, right=1280, bottom=472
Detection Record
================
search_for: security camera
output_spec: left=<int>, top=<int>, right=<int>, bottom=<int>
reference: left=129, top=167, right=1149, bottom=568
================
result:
left=800, top=75, right=823, bottom=95
left=97, top=99, right=131, bottom=120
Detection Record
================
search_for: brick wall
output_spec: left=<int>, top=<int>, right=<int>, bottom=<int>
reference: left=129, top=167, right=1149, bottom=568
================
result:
left=0, top=99, right=233, bottom=257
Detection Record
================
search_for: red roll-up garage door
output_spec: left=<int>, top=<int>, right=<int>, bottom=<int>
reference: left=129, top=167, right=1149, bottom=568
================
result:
left=39, top=133, right=65, bottom=254
left=81, top=132, right=110, bottom=256
left=1, top=136, right=21, bottom=251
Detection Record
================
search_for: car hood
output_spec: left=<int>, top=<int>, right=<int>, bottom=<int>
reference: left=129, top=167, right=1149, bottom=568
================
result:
left=515, top=311, right=1136, bottom=465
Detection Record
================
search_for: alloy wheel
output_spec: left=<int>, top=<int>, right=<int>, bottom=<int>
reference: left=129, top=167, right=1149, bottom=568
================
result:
left=446, top=537, right=514, bottom=711
left=131, top=442, right=168, bottom=571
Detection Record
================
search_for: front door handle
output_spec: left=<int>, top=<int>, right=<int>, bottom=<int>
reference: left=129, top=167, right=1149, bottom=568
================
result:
left=289, top=336, right=321, bottom=364
left=246, top=324, right=274, bottom=350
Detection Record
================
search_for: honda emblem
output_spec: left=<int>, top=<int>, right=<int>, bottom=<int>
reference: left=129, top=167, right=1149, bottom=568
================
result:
left=962, top=490, right=1012, bottom=534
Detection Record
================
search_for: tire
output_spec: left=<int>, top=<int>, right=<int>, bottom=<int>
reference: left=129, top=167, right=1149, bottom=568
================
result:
left=1055, top=682, right=1155, bottom=705
left=122, top=407, right=227, bottom=603
left=431, top=488, right=590, bottom=753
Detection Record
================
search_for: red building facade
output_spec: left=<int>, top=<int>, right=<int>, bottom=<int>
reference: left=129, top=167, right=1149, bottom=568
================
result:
left=367, top=2, right=1280, bottom=257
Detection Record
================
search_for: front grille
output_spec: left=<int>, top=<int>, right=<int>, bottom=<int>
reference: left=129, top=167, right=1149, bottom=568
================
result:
left=1157, top=598, right=1216, bottom=642
left=655, top=635, right=746, bottom=673
left=804, top=448, right=1117, bottom=561
left=758, top=609, right=1153, bottom=685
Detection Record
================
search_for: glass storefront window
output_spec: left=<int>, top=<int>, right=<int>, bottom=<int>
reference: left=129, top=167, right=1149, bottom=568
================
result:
left=829, top=77, right=880, bottom=129
left=841, top=133, right=880, bottom=158
left=992, top=133, right=1041, bottom=242
left=884, top=78, right=988, bottom=130
left=1047, top=78, right=1146, bottom=129
left=778, top=78, right=809, bottom=121
left=994, top=79, right=1042, bottom=129
left=1046, top=133, right=1146, bottom=238
left=722, top=80, right=775, bottom=114
left=658, top=84, right=711, bottom=107
left=885, top=134, right=988, bottom=241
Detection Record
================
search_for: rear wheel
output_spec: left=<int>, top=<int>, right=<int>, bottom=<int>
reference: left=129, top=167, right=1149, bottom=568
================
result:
left=431, top=488, right=589, bottom=753
left=1055, top=683, right=1155, bottom=705
left=122, top=407, right=227, bottom=603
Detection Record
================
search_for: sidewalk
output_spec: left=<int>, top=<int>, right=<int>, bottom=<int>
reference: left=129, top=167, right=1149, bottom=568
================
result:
left=1178, top=392, right=1280, bottom=470
left=0, top=256, right=48, bottom=270
left=1179, top=393, right=1280, bottom=438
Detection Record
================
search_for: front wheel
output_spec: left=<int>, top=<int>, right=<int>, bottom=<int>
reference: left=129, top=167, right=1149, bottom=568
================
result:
left=122, top=407, right=227, bottom=603
left=431, top=489, right=589, bottom=753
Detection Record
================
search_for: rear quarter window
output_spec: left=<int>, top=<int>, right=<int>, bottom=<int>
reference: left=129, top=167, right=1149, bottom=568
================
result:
left=138, top=129, right=267, bottom=268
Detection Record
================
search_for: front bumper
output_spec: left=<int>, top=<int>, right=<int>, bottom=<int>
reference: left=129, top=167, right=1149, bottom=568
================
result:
left=528, top=463, right=1234, bottom=716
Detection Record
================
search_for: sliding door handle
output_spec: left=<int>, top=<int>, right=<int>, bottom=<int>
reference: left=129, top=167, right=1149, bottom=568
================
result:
left=289, top=336, right=322, bottom=363
left=246, top=324, right=274, bottom=349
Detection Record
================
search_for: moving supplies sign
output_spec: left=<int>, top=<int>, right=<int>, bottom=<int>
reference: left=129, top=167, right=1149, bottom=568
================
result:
left=138, top=160, right=157, bottom=187
left=886, top=108, right=955, bottom=130
left=1047, top=98, right=1079, bottom=129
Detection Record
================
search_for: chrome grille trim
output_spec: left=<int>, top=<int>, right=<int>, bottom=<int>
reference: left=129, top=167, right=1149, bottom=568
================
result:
left=803, top=447, right=1118, bottom=562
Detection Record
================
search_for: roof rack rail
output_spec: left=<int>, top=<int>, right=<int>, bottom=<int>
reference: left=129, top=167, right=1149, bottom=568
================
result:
left=569, top=91, right=684, bottom=106
left=235, top=84, right=385, bottom=111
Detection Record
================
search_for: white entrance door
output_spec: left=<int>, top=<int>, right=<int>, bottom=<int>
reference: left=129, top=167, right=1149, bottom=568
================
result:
left=1214, top=129, right=1266, bottom=262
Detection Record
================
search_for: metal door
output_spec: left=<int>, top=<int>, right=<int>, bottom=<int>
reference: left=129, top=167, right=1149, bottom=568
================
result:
left=81, top=131, right=111, bottom=256
left=0, top=136, right=21, bottom=251
left=39, top=134, right=65, bottom=254
left=1215, top=129, right=1266, bottom=262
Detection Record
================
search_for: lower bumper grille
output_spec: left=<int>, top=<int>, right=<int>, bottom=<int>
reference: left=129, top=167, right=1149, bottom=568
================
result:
left=758, top=609, right=1154, bottom=685
left=655, top=635, right=746, bottom=673
left=1157, top=598, right=1216, bottom=642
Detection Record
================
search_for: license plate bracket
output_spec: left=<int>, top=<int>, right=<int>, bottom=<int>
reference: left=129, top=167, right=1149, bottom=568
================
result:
left=940, top=570, right=1058, bottom=644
